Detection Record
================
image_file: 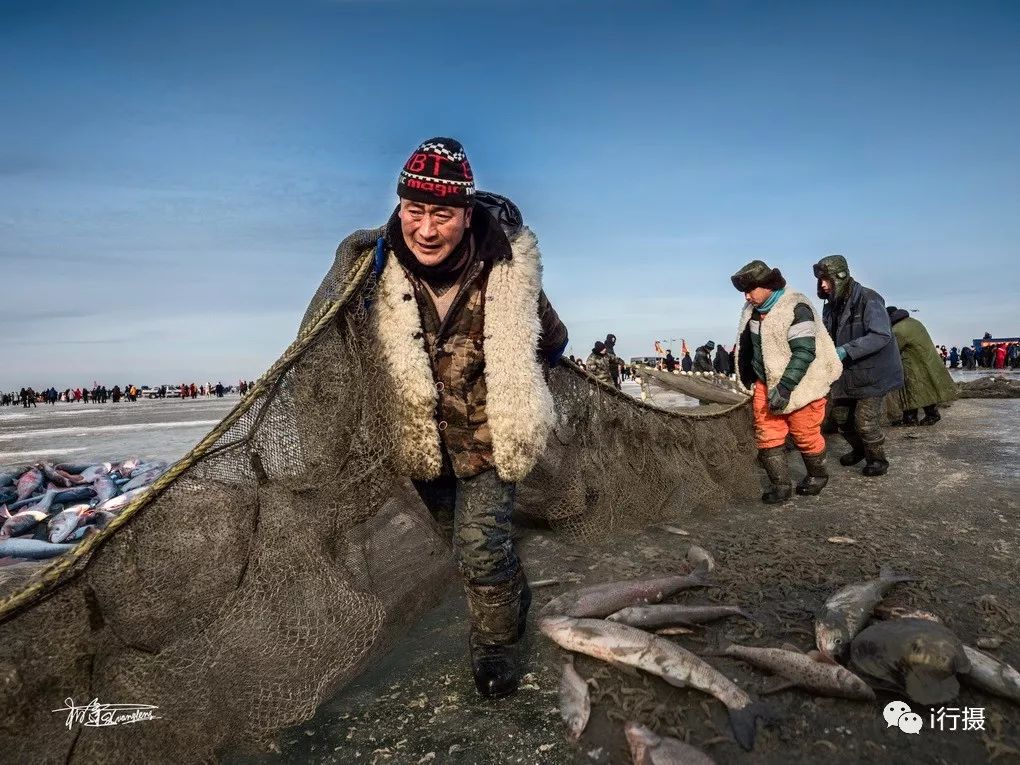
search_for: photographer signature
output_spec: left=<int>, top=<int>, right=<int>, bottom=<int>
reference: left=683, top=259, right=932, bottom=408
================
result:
left=52, top=698, right=160, bottom=730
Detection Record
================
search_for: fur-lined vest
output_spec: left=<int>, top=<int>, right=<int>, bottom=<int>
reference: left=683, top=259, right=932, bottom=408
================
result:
left=734, top=290, right=842, bottom=413
left=372, top=227, right=564, bottom=483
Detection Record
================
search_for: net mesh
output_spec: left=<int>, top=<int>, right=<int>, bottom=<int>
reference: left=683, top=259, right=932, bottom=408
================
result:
left=0, top=237, right=758, bottom=763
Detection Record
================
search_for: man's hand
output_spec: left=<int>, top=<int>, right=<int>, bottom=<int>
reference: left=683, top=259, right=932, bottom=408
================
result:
left=767, top=384, right=791, bottom=413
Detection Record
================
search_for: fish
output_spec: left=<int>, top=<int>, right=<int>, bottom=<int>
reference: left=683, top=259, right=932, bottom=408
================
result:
left=849, top=618, right=969, bottom=705
left=0, top=538, right=75, bottom=560
left=0, top=466, right=30, bottom=489
left=540, top=570, right=710, bottom=619
left=15, top=468, right=45, bottom=500
left=48, top=505, right=89, bottom=544
left=608, top=604, right=750, bottom=630
left=559, top=658, right=590, bottom=742
left=961, top=645, right=1020, bottom=705
left=112, top=457, right=141, bottom=477
left=0, top=509, right=49, bottom=538
left=130, top=460, right=167, bottom=478
left=625, top=721, right=717, bottom=765
left=96, top=486, right=149, bottom=513
left=92, top=475, right=119, bottom=504
left=51, top=486, right=95, bottom=506
left=815, top=565, right=915, bottom=659
left=81, top=509, right=117, bottom=530
left=4, top=487, right=60, bottom=515
left=40, top=463, right=77, bottom=488
left=120, top=466, right=167, bottom=492
left=539, top=615, right=768, bottom=751
left=0, top=488, right=18, bottom=506
left=710, top=639, right=875, bottom=701
left=685, top=544, right=715, bottom=573
left=66, top=525, right=100, bottom=542
left=54, top=463, right=93, bottom=474
left=79, top=463, right=113, bottom=482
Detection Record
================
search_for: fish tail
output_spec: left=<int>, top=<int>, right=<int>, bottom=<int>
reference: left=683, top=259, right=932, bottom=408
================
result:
left=692, top=557, right=712, bottom=575
left=879, top=564, right=916, bottom=583
left=727, top=701, right=771, bottom=751
left=688, top=571, right=718, bottom=588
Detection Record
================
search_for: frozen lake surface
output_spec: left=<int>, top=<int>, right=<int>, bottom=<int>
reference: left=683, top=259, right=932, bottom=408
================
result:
left=0, top=397, right=239, bottom=468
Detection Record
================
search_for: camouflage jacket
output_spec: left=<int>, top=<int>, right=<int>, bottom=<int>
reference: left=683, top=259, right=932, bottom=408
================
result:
left=410, top=257, right=567, bottom=478
left=585, top=351, right=615, bottom=386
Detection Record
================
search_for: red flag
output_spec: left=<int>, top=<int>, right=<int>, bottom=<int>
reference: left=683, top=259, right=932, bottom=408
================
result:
left=654, top=340, right=665, bottom=356
left=681, top=339, right=689, bottom=356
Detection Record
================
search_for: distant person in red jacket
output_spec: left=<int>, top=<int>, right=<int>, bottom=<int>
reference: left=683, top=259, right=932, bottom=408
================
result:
left=994, top=344, right=1007, bottom=369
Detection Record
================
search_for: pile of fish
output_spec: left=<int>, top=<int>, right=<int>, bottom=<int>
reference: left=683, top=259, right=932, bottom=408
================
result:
left=538, top=551, right=1020, bottom=764
left=0, top=459, right=168, bottom=562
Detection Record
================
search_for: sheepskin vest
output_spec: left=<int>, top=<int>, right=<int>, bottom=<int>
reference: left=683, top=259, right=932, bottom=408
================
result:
left=372, top=227, right=555, bottom=483
left=735, top=290, right=842, bottom=413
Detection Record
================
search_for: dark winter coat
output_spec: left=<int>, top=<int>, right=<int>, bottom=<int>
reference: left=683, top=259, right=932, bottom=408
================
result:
left=822, top=280, right=903, bottom=399
left=692, top=346, right=714, bottom=373
left=681, top=353, right=693, bottom=372
left=713, top=346, right=732, bottom=375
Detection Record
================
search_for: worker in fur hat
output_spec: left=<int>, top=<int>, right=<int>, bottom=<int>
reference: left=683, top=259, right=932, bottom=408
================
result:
left=731, top=260, right=842, bottom=503
left=813, top=255, right=903, bottom=477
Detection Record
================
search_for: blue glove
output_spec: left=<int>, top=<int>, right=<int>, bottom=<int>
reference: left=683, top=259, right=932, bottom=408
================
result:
left=767, top=384, right=791, bottom=413
left=836, top=346, right=848, bottom=362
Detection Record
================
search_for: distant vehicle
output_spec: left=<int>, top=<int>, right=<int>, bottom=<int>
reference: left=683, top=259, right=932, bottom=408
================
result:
left=147, top=386, right=181, bottom=399
left=630, top=356, right=660, bottom=367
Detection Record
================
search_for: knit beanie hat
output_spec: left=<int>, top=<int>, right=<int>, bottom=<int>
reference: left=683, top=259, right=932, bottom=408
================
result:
left=593, top=341, right=607, bottom=355
left=397, top=137, right=475, bottom=207
left=730, top=260, right=787, bottom=292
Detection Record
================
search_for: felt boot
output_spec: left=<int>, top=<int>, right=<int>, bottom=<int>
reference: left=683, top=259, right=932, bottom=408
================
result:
left=465, top=570, right=524, bottom=698
left=796, top=449, right=829, bottom=496
left=862, top=444, right=889, bottom=477
left=758, top=446, right=793, bottom=505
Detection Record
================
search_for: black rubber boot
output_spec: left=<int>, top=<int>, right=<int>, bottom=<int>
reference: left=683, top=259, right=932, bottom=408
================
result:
left=839, top=449, right=865, bottom=467
left=469, top=640, right=518, bottom=699
left=796, top=450, right=829, bottom=496
left=465, top=571, right=524, bottom=699
left=758, top=446, right=793, bottom=504
left=918, top=406, right=940, bottom=426
left=862, top=444, right=889, bottom=477
left=838, top=428, right=866, bottom=466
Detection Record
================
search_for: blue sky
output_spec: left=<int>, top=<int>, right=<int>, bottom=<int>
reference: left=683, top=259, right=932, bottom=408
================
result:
left=2, top=0, right=1017, bottom=389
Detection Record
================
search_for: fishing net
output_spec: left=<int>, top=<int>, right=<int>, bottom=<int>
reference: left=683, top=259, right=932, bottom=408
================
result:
left=0, top=229, right=757, bottom=764
left=956, top=375, right=1020, bottom=399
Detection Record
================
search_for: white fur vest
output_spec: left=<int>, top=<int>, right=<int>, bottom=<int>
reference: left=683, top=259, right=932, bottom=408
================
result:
left=371, top=227, right=556, bottom=483
left=734, top=290, right=842, bottom=413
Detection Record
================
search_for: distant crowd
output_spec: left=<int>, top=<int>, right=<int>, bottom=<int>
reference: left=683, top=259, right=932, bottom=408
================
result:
left=940, top=334, right=1019, bottom=370
left=1, top=380, right=255, bottom=407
